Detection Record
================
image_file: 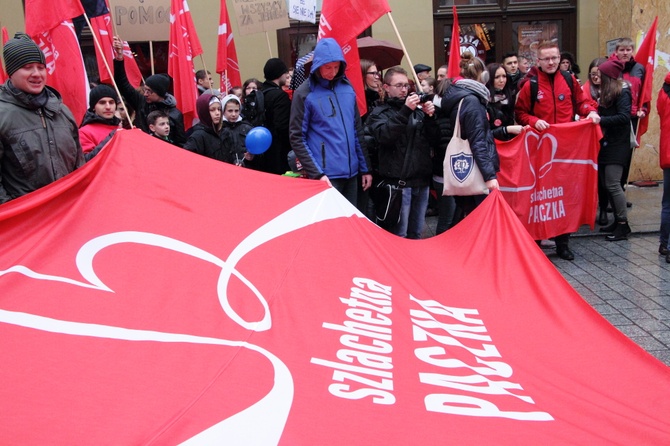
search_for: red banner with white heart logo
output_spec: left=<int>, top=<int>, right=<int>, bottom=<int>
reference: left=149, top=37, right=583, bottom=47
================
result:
left=0, top=129, right=668, bottom=445
left=496, top=121, right=602, bottom=240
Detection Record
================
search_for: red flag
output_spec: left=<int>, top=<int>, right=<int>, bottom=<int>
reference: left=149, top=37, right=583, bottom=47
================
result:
left=497, top=121, right=602, bottom=240
left=24, top=0, right=85, bottom=36
left=216, top=0, right=241, bottom=92
left=1, top=129, right=670, bottom=444
left=318, top=0, right=391, bottom=115
left=90, top=14, right=143, bottom=88
left=31, top=23, right=89, bottom=125
left=634, top=16, right=657, bottom=142
left=169, top=0, right=199, bottom=129
left=0, top=27, right=9, bottom=84
left=447, top=6, right=461, bottom=79
left=181, top=0, right=203, bottom=58
left=24, top=0, right=89, bottom=123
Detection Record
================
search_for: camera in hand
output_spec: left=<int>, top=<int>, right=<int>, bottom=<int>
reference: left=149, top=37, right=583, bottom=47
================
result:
left=417, top=93, right=434, bottom=103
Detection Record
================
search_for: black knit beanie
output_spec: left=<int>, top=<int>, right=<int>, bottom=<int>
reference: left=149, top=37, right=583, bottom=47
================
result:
left=263, top=58, right=288, bottom=81
left=88, top=84, right=119, bottom=110
left=145, top=73, right=171, bottom=97
left=3, top=32, right=46, bottom=77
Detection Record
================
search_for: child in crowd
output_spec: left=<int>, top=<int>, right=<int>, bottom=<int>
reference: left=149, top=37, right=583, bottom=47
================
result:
left=147, top=110, right=173, bottom=144
left=184, top=93, right=252, bottom=167
left=229, top=86, right=243, bottom=100
left=184, top=93, right=225, bottom=160
left=220, top=94, right=253, bottom=167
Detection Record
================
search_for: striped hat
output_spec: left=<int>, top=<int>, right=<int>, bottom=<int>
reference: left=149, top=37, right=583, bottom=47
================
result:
left=3, top=32, right=46, bottom=77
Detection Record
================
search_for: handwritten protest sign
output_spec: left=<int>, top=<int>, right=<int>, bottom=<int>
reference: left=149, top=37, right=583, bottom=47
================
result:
left=232, top=0, right=290, bottom=36
left=288, top=0, right=316, bottom=24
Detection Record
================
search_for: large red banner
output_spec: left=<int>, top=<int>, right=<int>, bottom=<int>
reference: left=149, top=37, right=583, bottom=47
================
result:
left=0, top=130, right=668, bottom=444
left=497, top=121, right=602, bottom=240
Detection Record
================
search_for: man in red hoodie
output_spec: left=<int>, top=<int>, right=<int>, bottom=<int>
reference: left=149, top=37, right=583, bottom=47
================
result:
left=515, top=41, right=600, bottom=260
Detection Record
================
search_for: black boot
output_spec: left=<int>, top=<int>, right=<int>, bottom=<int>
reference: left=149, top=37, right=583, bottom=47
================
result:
left=599, top=219, right=617, bottom=233
left=598, top=209, right=608, bottom=226
left=606, top=221, right=631, bottom=241
left=556, top=244, right=574, bottom=260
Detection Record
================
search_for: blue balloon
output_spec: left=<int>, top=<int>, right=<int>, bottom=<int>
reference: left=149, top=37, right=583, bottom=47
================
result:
left=246, top=126, right=272, bottom=155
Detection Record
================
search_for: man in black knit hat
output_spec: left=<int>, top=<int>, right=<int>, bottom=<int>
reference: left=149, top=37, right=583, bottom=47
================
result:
left=0, top=32, right=84, bottom=203
left=253, top=57, right=291, bottom=174
left=112, top=36, right=186, bottom=147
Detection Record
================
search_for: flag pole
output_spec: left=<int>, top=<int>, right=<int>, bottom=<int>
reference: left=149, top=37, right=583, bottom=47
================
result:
left=199, top=54, right=216, bottom=95
left=82, top=13, right=134, bottom=129
left=265, top=31, right=273, bottom=58
left=149, top=40, right=155, bottom=75
left=385, top=12, right=420, bottom=88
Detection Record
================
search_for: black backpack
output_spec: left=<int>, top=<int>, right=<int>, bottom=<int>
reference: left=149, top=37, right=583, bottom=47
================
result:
left=529, top=70, right=577, bottom=118
left=242, top=89, right=266, bottom=127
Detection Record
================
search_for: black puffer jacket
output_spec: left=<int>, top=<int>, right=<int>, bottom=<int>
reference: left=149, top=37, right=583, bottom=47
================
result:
left=441, top=84, right=499, bottom=181
left=365, top=97, right=439, bottom=188
left=253, top=81, right=291, bottom=174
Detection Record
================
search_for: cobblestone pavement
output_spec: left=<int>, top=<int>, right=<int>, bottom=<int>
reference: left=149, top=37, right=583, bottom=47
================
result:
left=547, top=233, right=670, bottom=366
left=425, top=184, right=670, bottom=366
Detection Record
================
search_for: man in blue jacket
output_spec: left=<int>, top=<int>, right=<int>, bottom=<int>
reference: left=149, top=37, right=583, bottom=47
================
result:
left=289, top=38, right=372, bottom=205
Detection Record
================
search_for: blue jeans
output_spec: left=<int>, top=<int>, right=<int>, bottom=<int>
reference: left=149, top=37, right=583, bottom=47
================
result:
left=330, top=177, right=358, bottom=207
left=394, top=186, right=429, bottom=239
left=660, top=169, right=670, bottom=248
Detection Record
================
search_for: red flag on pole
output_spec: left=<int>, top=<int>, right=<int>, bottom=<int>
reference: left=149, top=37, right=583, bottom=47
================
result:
left=25, top=0, right=85, bottom=36
left=216, top=0, right=241, bottom=92
left=25, top=0, right=90, bottom=124
left=318, top=0, right=391, bottom=115
left=634, top=16, right=658, bottom=143
left=169, top=0, right=199, bottom=129
left=447, top=6, right=461, bottom=79
left=181, top=0, right=203, bottom=58
left=0, top=27, right=9, bottom=84
left=90, top=14, right=143, bottom=88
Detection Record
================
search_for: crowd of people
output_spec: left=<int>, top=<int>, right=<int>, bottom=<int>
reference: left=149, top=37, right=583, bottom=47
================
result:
left=1, top=30, right=668, bottom=262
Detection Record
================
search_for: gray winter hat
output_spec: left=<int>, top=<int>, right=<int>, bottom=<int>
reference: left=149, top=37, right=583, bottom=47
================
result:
left=3, top=32, right=46, bottom=77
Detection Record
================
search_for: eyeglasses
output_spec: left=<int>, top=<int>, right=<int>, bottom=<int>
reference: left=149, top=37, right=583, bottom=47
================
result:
left=538, top=56, right=560, bottom=63
left=366, top=71, right=380, bottom=77
left=589, top=72, right=600, bottom=78
left=388, top=83, right=410, bottom=90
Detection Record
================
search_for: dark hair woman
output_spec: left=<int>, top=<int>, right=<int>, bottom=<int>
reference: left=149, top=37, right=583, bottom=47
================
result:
left=485, top=63, right=523, bottom=141
left=439, top=52, right=500, bottom=223
left=596, top=59, right=632, bottom=240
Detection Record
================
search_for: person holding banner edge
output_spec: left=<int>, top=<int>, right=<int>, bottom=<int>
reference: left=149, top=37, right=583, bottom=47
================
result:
left=289, top=38, right=372, bottom=206
left=515, top=41, right=600, bottom=261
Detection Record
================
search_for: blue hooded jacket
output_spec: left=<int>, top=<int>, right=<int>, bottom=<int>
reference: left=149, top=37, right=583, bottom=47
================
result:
left=289, top=38, right=369, bottom=180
